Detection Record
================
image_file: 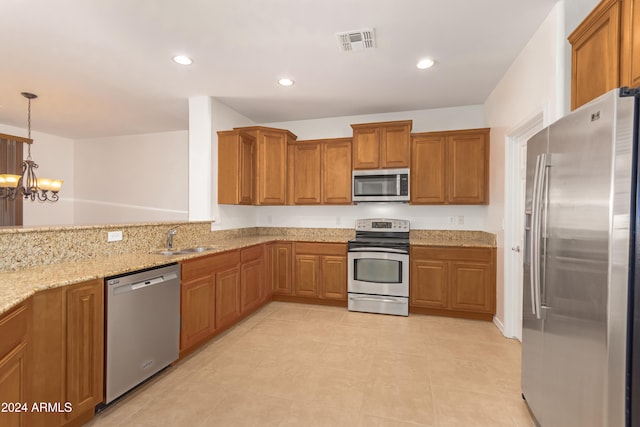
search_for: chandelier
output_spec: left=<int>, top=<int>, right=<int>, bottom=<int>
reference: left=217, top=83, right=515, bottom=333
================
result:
left=0, top=92, right=63, bottom=202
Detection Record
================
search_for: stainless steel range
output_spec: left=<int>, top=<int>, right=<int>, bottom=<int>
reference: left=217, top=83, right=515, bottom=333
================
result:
left=348, top=218, right=410, bottom=316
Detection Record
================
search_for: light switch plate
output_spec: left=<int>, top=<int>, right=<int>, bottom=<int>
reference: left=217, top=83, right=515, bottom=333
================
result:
left=107, top=230, right=123, bottom=242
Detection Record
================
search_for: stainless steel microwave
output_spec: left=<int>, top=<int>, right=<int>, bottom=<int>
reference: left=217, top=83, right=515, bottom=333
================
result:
left=352, top=168, right=410, bottom=202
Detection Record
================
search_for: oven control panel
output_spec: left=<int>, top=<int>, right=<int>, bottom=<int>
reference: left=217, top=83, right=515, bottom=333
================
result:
left=355, top=218, right=410, bottom=232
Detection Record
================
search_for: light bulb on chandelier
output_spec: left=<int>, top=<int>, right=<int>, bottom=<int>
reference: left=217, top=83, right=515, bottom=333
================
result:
left=0, top=92, right=63, bottom=202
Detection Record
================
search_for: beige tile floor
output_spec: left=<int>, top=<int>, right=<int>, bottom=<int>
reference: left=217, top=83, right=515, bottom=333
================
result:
left=87, top=302, right=534, bottom=427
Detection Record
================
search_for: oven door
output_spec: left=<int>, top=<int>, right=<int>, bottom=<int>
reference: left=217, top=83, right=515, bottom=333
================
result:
left=347, top=249, right=409, bottom=297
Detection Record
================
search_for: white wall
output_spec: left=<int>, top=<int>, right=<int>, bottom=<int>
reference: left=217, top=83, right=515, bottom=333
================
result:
left=266, top=105, right=486, bottom=139
left=0, top=123, right=75, bottom=226
left=257, top=105, right=487, bottom=230
left=484, top=1, right=565, bottom=330
left=73, top=130, right=189, bottom=224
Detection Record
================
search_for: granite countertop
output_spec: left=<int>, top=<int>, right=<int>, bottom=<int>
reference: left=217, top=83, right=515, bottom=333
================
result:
left=409, top=230, right=495, bottom=248
left=0, top=229, right=495, bottom=316
left=0, top=234, right=350, bottom=316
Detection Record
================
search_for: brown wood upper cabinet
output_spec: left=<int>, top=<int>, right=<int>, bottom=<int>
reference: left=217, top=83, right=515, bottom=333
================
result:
left=288, top=138, right=352, bottom=205
left=218, top=130, right=256, bottom=205
left=411, top=128, right=489, bottom=205
left=218, top=126, right=297, bottom=205
left=351, top=120, right=412, bottom=169
left=569, top=0, right=640, bottom=110
left=248, top=126, right=297, bottom=205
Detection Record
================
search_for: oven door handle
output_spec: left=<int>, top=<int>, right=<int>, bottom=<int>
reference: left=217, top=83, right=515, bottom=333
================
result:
left=348, top=247, right=408, bottom=254
left=349, top=296, right=407, bottom=304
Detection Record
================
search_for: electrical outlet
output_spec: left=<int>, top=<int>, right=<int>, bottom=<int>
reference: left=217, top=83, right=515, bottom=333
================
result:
left=457, top=216, right=465, bottom=225
left=107, top=230, right=123, bottom=242
left=448, top=216, right=456, bottom=225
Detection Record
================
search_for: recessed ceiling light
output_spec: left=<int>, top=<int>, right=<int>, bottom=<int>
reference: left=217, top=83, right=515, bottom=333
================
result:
left=278, top=78, right=295, bottom=87
left=417, top=58, right=435, bottom=69
left=173, top=55, right=193, bottom=65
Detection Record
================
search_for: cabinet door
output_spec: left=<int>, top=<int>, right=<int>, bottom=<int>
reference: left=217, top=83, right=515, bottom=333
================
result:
left=622, top=0, right=640, bottom=87
left=256, top=130, right=288, bottom=204
left=272, top=243, right=293, bottom=295
left=410, top=259, right=448, bottom=308
left=380, top=124, right=410, bottom=168
left=447, top=131, right=488, bottom=204
left=65, top=280, right=104, bottom=422
left=411, top=135, right=446, bottom=204
left=181, top=275, right=215, bottom=351
left=0, top=343, right=28, bottom=427
left=0, top=303, right=29, bottom=427
left=294, top=255, right=319, bottom=297
left=291, top=142, right=322, bottom=204
left=215, top=267, right=241, bottom=329
left=320, top=255, right=347, bottom=300
left=450, top=261, right=493, bottom=313
left=238, top=133, right=255, bottom=204
left=241, top=258, right=264, bottom=313
left=569, top=0, right=621, bottom=110
left=352, top=127, right=380, bottom=169
left=322, top=140, right=352, bottom=204
left=218, top=131, right=255, bottom=205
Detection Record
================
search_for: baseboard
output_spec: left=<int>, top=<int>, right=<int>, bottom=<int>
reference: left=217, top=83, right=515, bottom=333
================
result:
left=493, top=315, right=506, bottom=335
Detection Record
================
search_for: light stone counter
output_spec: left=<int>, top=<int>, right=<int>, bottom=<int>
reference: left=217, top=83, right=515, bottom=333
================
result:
left=0, top=223, right=495, bottom=315
left=410, top=230, right=496, bottom=248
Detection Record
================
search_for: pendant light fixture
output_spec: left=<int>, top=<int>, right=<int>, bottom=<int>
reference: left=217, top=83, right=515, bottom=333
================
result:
left=0, top=92, right=63, bottom=202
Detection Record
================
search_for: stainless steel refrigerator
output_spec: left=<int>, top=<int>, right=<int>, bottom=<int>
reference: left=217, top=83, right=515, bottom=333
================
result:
left=522, top=87, right=640, bottom=427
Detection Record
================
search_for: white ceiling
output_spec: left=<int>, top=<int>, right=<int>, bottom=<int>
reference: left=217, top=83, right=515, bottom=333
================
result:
left=0, top=0, right=559, bottom=139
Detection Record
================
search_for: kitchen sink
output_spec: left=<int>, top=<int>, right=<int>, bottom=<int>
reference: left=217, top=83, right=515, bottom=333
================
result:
left=151, top=246, right=218, bottom=256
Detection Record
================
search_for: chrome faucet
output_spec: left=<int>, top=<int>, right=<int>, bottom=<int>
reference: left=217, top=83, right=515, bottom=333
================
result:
left=167, top=228, right=178, bottom=250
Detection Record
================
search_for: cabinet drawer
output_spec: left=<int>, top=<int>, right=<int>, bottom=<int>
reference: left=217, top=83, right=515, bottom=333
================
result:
left=241, top=244, right=264, bottom=262
left=411, top=246, right=492, bottom=262
left=182, top=250, right=240, bottom=282
left=295, top=242, right=346, bottom=256
left=0, top=302, right=29, bottom=359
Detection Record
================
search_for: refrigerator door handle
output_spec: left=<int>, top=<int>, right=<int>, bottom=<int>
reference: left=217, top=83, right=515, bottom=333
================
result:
left=529, top=153, right=546, bottom=319
left=539, top=154, right=550, bottom=312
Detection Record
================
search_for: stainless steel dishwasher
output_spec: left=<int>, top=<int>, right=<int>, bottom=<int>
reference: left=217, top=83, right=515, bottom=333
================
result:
left=104, top=263, right=180, bottom=404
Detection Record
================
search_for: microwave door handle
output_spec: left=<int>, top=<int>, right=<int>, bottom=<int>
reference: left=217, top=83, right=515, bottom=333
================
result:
left=397, top=175, right=401, bottom=195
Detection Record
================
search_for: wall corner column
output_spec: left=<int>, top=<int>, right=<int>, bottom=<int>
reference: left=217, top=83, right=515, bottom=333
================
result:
left=188, top=96, right=213, bottom=221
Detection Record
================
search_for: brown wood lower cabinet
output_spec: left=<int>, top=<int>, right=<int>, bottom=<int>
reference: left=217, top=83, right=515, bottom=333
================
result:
left=180, top=274, right=215, bottom=352
left=215, top=266, right=241, bottom=330
left=410, top=246, right=496, bottom=320
left=0, top=301, right=31, bottom=427
left=180, top=245, right=270, bottom=357
left=240, top=245, right=265, bottom=314
left=288, top=242, right=347, bottom=305
left=180, top=250, right=240, bottom=356
left=270, top=242, right=294, bottom=296
left=30, top=279, right=103, bottom=427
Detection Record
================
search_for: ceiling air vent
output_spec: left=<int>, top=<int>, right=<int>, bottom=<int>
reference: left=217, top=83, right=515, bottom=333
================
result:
left=336, top=29, right=375, bottom=52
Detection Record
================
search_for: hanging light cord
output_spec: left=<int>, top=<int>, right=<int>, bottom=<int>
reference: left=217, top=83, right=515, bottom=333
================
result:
left=23, top=93, right=32, bottom=160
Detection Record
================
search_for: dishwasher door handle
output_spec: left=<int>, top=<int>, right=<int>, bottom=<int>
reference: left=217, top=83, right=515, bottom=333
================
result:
left=113, top=272, right=178, bottom=295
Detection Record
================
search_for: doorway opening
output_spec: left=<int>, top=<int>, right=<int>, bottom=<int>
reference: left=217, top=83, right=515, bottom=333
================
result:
left=503, top=112, right=544, bottom=340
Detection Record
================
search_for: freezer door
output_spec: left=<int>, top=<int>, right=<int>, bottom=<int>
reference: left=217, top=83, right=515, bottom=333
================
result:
left=538, top=90, right=628, bottom=427
left=521, top=126, right=549, bottom=421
